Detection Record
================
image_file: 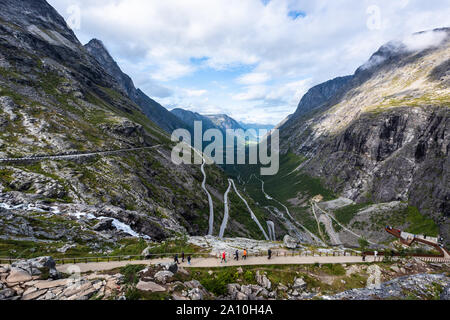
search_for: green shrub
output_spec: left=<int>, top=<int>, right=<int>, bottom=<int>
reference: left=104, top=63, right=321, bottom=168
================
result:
left=243, top=270, right=254, bottom=282
left=201, top=270, right=237, bottom=296
left=125, top=287, right=142, bottom=300
left=358, top=238, right=369, bottom=251
left=120, top=264, right=146, bottom=285
left=322, top=263, right=346, bottom=276
left=334, top=203, right=371, bottom=225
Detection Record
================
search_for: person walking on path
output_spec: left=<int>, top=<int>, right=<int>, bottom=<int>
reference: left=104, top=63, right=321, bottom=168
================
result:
left=373, top=250, right=378, bottom=262
left=187, top=255, right=191, bottom=265
left=362, top=253, right=366, bottom=262
left=268, top=249, right=272, bottom=260
left=221, top=251, right=227, bottom=263
left=181, top=251, right=185, bottom=263
left=243, top=249, right=247, bottom=260
left=174, top=254, right=180, bottom=265
left=234, top=250, right=239, bottom=261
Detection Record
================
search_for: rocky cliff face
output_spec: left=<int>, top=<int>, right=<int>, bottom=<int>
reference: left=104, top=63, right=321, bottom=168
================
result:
left=84, top=39, right=189, bottom=134
left=279, top=28, right=450, bottom=244
left=291, top=75, right=352, bottom=120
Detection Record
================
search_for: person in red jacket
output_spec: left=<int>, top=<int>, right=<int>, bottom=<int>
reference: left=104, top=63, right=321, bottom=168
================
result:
left=221, top=251, right=227, bottom=263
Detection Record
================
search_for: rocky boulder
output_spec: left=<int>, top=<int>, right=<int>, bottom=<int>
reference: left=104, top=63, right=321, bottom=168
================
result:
left=93, top=218, right=115, bottom=231
left=6, top=268, right=32, bottom=284
left=156, top=262, right=178, bottom=274
left=0, top=288, right=16, bottom=300
left=441, top=284, right=450, bottom=300
left=292, top=277, right=307, bottom=291
left=188, top=288, right=204, bottom=300
left=136, top=280, right=166, bottom=292
left=255, top=271, right=271, bottom=290
left=283, top=235, right=299, bottom=249
left=141, top=247, right=151, bottom=259
left=12, top=256, right=59, bottom=279
left=154, top=271, right=174, bottom=284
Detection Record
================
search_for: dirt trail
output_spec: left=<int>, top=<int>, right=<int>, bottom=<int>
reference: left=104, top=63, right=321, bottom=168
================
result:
left=55, top=255, right=376, bottom=273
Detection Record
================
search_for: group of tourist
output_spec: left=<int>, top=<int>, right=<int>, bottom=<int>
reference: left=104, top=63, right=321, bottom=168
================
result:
left=173, top=248, right=271, bottom=266
left=220, top=249, right=249, bottom=263
left=173, top=252, right=192, bottom=265
left=220, top=249, right=274, bottom=262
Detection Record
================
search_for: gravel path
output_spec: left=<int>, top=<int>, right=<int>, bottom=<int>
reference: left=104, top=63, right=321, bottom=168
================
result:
left=55, top=255, right=376, bottom=273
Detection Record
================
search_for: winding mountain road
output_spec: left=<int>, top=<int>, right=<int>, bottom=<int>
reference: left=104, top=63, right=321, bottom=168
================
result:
left=250, top=174, right=324, bottom=245
left=311, top=201, right=326, bottom=241
left=319, top=213, right=341, bottom=245
left=201, top=158, right=215, bottom=236
left=266, top=221, right=276, bottom=241
left=0, top=145, right=162, bottom=162
left=314, top=203, right=377, bottom=246
left=219, top=179, right=232, bottom=238
left=191, top=148, right=215, bottom=236
left=230, top=179, right=269, bottom=240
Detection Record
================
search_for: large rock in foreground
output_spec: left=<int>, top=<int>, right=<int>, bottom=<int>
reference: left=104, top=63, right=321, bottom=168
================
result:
left=12, top=256, right=59, bottom=279
left=0, top=257, right=124, bottom=300
left=283, top=235, right=299, bottom=249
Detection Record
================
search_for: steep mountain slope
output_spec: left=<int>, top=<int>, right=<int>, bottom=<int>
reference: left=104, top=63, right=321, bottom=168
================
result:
left=291, top=76, right=353, bottom=120
left=278, top=28, right=449, bottom=244
left=84, top=39, right=189, bottom=134
left=0, top=0, right=278, bottom=258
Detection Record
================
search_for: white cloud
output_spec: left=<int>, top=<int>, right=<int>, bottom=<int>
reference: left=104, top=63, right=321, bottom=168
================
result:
left=184, top=89, right=208, bottom=97
left=232, top=79, right=311, bottom=108
left=402, top=29, right=448, bottom=51
left=236, top=72, right=271, bottom=85
left=232, top=85, right=268, bottom=101
left=151, top=60, right=194, bottom=82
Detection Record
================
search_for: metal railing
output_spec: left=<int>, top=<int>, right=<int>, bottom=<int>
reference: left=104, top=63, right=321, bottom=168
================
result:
left=0, top=252, right=212, bottom=265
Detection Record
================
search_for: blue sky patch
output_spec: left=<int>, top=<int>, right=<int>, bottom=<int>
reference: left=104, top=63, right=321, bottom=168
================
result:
left=288, top=10, right=306, bottom=20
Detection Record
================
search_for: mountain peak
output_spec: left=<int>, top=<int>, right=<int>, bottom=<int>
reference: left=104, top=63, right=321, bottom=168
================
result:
left=85, top=39, right=112, bottom=60
left=0, top=0, right=79, bottom=45
left=85, top=39, right=190, bottom=133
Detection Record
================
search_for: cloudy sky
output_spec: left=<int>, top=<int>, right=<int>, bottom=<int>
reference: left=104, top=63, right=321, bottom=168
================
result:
left=48, top=0, right=450, bottom=125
